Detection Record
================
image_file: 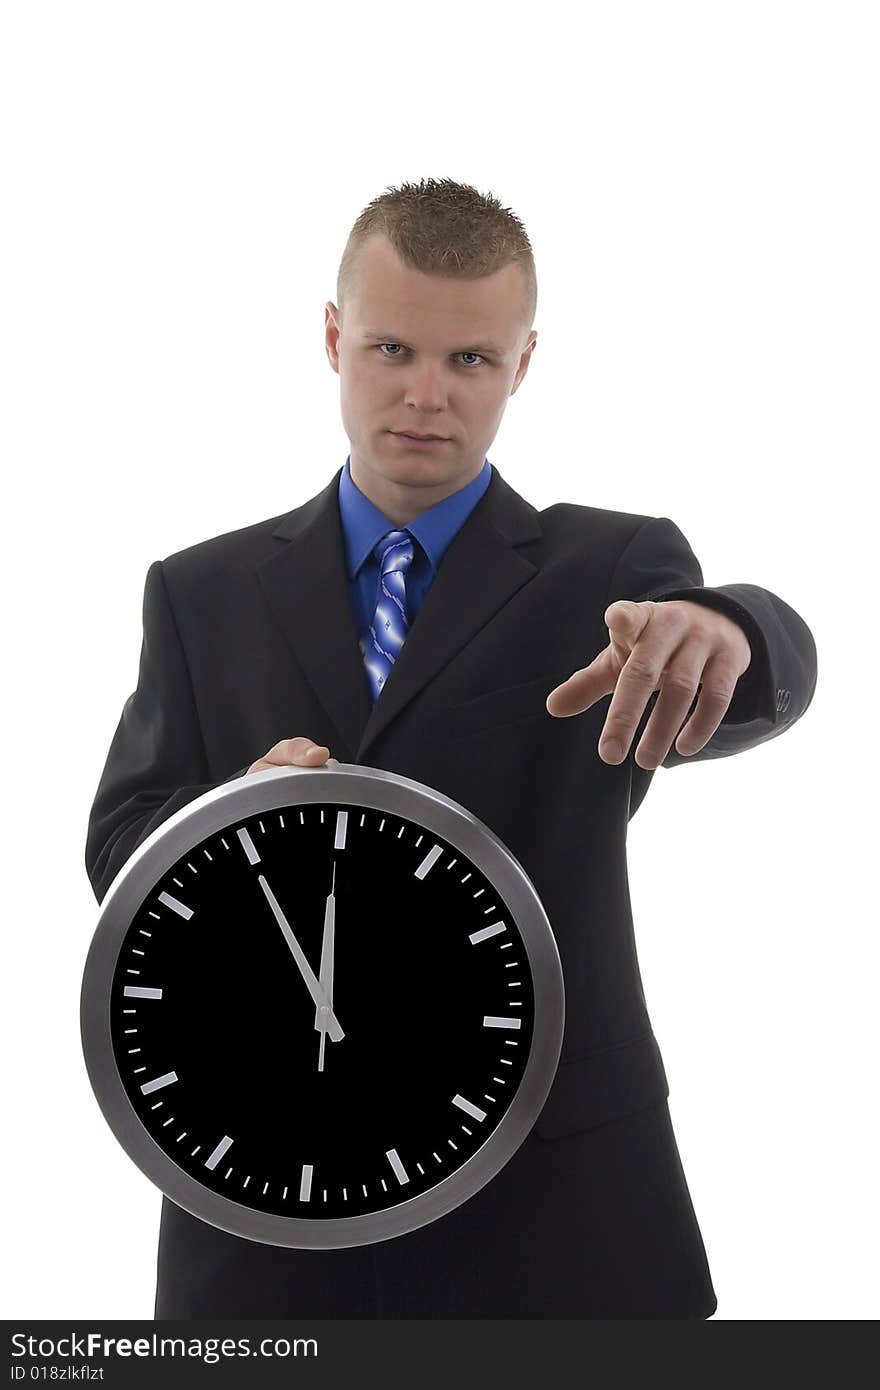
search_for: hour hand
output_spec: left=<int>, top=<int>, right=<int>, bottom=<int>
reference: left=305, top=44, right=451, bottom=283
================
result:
left=257, top=874, right=344, bottom=1042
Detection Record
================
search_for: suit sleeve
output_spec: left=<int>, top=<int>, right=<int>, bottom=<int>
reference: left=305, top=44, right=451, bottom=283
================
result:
left=606, top=515, right=818, bottom=767
left=84, top=559, right=249, bottom=906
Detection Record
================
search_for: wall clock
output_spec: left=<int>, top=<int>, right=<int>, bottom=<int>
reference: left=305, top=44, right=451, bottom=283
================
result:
left=80, top=762, right=565, bottom=1248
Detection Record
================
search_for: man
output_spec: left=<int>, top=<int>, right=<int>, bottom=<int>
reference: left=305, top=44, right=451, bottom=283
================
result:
left=85, top=179, right=817, bottom=1318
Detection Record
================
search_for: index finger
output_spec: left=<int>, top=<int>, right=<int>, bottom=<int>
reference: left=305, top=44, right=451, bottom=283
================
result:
left=598, top=646, right=669, bottom=762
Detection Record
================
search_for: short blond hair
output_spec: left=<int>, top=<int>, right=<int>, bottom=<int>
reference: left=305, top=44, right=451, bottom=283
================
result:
left=337, top=176, right=537, bottom=339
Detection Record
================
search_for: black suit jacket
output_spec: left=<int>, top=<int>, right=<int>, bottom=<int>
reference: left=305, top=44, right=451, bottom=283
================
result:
left=84, top=463, right=817, bottom=1318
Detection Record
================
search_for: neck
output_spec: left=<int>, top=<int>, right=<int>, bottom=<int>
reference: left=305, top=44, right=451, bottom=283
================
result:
left=349, top=453, right=482, bottom=527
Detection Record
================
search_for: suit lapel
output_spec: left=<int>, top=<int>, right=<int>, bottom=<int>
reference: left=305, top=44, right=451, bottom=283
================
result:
left=256, top=464, right=543, bottom=764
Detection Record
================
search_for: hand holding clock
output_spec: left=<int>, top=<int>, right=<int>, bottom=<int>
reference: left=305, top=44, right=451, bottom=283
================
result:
left=247, top=736, right=334, bottom=774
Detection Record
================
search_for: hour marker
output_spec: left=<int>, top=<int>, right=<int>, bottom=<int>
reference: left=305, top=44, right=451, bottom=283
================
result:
left=334, top=811, right=348, bottom=849
left=205, top=1135, right=233, bottom=1171
left=140, top=1070, right=178, bottom=1095
left=452, top=1094, right=487, bottom=1122
left=483, top=1015, right=522, bottom=1030
left=157, top=892, right=192, bottom=919
left=414, top=844, right=442, bottom=879
left=124, top=986, right=163, bottom=1000
left=386, top=1148, right=409, bottom=1185
left=237, top=828, right=260, bottom=865
left=299, top=1164, right=313, bottom=1201
left=469, top=921, right=507, bottom=944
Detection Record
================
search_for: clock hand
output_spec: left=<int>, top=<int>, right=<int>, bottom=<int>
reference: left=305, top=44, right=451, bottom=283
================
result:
left=316, top=861, right=337, bottom=1073
left=257, top=873, right=345, bottom=1042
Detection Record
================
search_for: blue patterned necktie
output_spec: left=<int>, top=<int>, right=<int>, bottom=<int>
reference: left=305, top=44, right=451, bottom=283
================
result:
left=360, top=529, right=415, bottom=701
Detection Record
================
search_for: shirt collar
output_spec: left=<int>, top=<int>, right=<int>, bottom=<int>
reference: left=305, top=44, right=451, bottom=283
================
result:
left=337, top=454, right=492, bottom=578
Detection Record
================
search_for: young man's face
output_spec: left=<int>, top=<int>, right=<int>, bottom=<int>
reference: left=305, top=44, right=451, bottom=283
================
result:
left=325, top=234, right=536, bottom=517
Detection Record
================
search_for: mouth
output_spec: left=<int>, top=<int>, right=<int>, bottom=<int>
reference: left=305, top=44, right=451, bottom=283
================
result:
left=390, top=431, right=450, bottom=445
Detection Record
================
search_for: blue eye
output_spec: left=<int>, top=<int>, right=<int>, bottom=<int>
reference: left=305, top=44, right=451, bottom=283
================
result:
left=377, top=344, right=484, bottom=367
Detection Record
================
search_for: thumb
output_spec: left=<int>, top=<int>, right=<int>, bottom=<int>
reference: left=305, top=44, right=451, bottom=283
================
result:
left=604, top=599, right=647, bottom=630
left=546, top=643, right=618, bottom=717
left=604, top=599, right=655, bottom=654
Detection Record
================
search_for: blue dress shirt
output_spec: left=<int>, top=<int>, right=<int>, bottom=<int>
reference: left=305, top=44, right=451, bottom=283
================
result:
left=337, top=453, right=493, bottom=648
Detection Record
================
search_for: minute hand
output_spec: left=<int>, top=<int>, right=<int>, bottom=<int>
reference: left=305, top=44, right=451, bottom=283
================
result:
left=257, top=874, right=345, bottom=1042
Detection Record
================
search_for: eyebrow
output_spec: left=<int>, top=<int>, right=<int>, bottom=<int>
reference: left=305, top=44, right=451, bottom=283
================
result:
left=361, top=330, right=506, bottom=358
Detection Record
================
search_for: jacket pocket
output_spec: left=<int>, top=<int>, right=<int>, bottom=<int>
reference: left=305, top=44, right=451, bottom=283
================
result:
left=531, top=1032, right=670, bottom=1140
left=442, top=663, right=582, bottom=737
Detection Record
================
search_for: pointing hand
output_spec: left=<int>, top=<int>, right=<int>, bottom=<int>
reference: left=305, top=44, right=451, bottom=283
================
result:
left=546, top=599, right=752, bottom=770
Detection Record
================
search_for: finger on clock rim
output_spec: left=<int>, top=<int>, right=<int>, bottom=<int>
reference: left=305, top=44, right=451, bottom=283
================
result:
left=266, top=738, right=332, bottom=768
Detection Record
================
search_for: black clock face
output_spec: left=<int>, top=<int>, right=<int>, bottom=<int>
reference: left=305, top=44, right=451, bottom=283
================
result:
left=110, top=801, right=536, bottom=1221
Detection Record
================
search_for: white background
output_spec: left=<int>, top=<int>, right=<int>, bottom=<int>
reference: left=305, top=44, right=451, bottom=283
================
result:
left=2, top=1, right=876, bottom=1321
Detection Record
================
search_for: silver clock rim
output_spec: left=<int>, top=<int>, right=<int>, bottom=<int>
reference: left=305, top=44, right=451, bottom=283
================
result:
left=80, top=762, right=565, bottom=1249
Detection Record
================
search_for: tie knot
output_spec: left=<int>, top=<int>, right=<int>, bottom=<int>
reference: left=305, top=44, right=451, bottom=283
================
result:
left=374, top=529, right=414, bottom=575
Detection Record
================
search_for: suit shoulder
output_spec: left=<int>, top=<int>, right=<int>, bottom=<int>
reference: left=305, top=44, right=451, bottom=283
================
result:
left=157, top=507, right=294, bottom=588
left=537, top=499, right=654, bottom=550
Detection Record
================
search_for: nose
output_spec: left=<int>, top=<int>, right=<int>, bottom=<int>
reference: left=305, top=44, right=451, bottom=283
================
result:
left=402, top=365, right=450, bottom=415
